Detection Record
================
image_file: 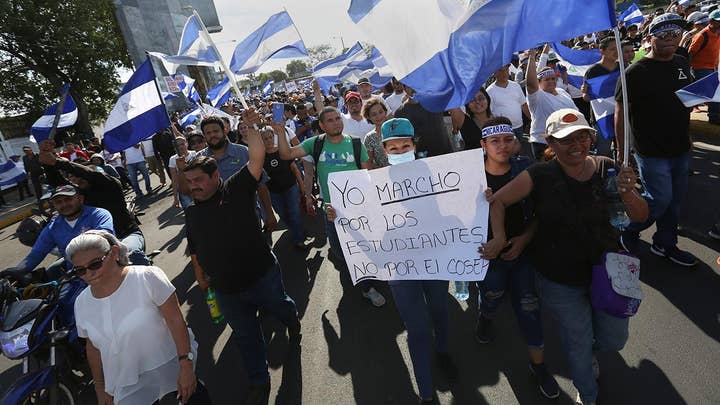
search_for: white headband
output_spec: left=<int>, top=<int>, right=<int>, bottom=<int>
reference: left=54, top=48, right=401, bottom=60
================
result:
left=481, top=124, right=514, bottom=138
left=537, top=69, right=556, bottom=80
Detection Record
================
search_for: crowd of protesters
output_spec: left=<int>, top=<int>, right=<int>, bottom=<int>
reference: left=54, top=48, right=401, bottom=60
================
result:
left=3, top=4, right=720, bottom=404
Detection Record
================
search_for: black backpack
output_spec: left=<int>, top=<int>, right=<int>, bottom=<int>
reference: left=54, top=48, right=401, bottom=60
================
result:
left=310, top=135, right=363, bottom=170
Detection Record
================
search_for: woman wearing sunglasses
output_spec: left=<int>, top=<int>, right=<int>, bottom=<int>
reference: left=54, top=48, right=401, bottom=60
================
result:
left=67, top=230, right=210, bottom=404
left=481, top=109, right=648, bottom=404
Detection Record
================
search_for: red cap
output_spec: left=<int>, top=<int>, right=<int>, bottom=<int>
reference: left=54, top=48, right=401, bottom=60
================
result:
left=344, top=91, right=361, bottom=103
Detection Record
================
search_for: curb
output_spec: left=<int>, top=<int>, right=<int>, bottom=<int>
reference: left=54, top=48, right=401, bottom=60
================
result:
left=0, top=206, right=34, bottom=231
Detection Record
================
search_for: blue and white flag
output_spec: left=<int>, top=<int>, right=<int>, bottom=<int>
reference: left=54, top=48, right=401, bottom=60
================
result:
left=177, top=14, right=221, bottom=65
left=162, top=91, right=179, bottom=100
left=286, top=81, right=298, bottom=93
left=339, top=47, right=394, bottom=89
left=262, top=79, right=274, bottom=96
left=0, top=160, right=27, bottom=188
left=229, top=11, right=308, bottom=75
left=312, top=42, right=367, bottom=92
left=619, top=4, right=644, bottom=26
left=103, top=60, right=170, bottom=153
left=552, top=42, right=601, bottom=89
left=676, top=71, right=720, bottom=107
left=174, top=73, right=200, bottom=102
left=30, top=83, right=78, bottom=142
left=586, top=71, right=620, bottom=140
left=179, top=104, right=234, bottom=128
left=207, top=78, right=231, bottom=107
left=346, top=0, right=615, bottom=112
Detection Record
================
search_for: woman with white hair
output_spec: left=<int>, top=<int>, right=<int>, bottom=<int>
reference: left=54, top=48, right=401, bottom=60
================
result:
left=67, top=230, right=209, bottom=404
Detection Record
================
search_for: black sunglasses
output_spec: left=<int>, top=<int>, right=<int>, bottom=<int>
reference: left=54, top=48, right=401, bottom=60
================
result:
left=72, top=253, right=109, bottom=276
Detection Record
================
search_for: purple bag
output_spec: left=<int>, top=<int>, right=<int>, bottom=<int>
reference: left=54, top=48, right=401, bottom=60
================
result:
left=591, top=252, right=642, bottom=318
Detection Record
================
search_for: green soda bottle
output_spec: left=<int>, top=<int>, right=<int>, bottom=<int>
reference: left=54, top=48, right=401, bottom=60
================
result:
left=205, top=287, right=224, bottom=324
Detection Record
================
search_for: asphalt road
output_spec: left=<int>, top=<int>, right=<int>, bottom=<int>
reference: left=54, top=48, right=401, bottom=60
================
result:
left=0, top=140, right=718, bottom=404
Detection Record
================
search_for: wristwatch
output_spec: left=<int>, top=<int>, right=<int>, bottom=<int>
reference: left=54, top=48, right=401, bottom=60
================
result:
left=178, top=352, right=194, bottom=362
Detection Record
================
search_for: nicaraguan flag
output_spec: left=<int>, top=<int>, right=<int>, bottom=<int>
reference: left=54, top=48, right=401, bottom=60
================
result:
left=586, top=71, right=620, bottom=140
left=179, top=104, right=234, bottom=128
left=207, top=78, right=231, bottom=107
left=0, top=160, right=27, bottom=188
left=552, top=42, right=601, bottom=89
left=676, top=71, right=720, bottom=107
left=346, top=0, right=615, bottom=112
left=312, top=42, right=367, bottom=92
left=177, top=14, right=221, bottom=64
left=229, top=11, right=308, bottom=75
left=286, top=81, right=298, bottom=92
left=619, top=4, right=644, bottom=26
left=340, top=47, right=394, bottom=89
left=103, top=60, right=170, bottom=153
left=262, top=79, right=274, bottom=95
left=30, top=83, right=78, bottom=142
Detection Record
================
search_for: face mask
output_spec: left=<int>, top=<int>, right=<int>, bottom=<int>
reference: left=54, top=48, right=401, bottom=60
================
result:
left=387, top=150, right=416, bottom=165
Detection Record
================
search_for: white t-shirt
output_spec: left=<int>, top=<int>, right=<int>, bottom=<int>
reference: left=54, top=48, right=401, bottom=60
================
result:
left=486, top=81, right=526, bottom=129
left=527, top=88, right=577, bottom=144
left=168, top=150, right=197, bottom=170
left=123, top=146, right=145, bottom=164
left=140, top=140, right=155, bottom=157
left=342, top=113, right=374, bottom=141
left=74, top=266, right=197, bottom=402
left=384, top=92, right=405, bottom=114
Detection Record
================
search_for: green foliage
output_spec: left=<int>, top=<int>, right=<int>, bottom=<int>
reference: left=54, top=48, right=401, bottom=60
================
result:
left=256, top=70, right=288, bottom=84
left=0, top=0, right=132, bottom=134
left=285, top=59, right=309, bottom=78
left=307, top=44, right=337, bottom=67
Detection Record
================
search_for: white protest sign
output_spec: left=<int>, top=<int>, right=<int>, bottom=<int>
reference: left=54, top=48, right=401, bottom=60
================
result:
left=328, top=149, right=489, bottom=285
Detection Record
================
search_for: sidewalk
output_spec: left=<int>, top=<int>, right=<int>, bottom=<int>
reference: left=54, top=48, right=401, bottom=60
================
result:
left=0, top=195, right=39, bottom=230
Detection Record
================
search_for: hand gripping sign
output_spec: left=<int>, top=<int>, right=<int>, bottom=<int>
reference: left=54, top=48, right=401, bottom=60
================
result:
left=328, top=149, right=489, bottom=285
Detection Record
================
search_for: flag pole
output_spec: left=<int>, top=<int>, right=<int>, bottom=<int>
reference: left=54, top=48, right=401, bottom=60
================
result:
left=48, top=85, right=71, bottom=143
left=192, top=10, right=250, bottom=110
left=146, top=53, right=173, bottom=137
left=613, top=27, right=631, bottom=166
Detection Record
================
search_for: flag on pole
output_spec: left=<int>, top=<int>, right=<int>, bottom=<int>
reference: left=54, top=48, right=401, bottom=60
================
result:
left=286, top=81, right=298, bottom=93
left=312, top=42, right=367, bottom=92
left=103, top=60, right=170, bottom=153
left=262, top=80, right=274, bottom=96
left=675, top=71, right=720, bottom=107
left=339, top=47, right=394, bottom=89
left=551, top=42, right=601, bottom=89
left=177, top=14, right=222, bottom=64
left=30, top=84, right=78, bottom=142
left=586, top=71, right=620, bottom=140
left=207, top=78, right=232, bottom=107
left=346, top=0, right=615, bottom=112
left=0, top=160, right=27, bottom=188
left=619, top=4, right=644, bottom=26
left=229, top=11, right=308, bottom=75
left=179, top=104, right=234, bottom=128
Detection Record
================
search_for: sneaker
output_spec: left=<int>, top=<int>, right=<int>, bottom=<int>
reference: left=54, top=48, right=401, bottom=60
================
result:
left=619, top=232, right=639, bottom=253
left=592, top=354, right=600, bottom=380
left=665, top=246, right=699, bottom=267
left=362, top=287, right=386, bottom=307
left=475, top=315, right=493, bottom=344
left=649, top=243, right=666, bottom=257
left=529, top=362, right=560, bottom=399
left=709, top=224, right=720, bottom=240
left=436, top=352, right=459, bottom=382
left=575, top=391, right=596, bottom=405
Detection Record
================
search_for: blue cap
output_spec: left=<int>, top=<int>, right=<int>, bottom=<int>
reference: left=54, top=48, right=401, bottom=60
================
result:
left=381, top=118, right=414, bottom=143
left=710, top=9, right=720, bottom=21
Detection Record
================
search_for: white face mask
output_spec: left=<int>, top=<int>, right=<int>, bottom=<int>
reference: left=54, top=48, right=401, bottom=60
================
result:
left=387, top=150, right=416, bottom=165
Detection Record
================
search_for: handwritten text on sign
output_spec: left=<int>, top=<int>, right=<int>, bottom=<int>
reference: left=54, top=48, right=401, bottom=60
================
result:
left=328, top=149, right=489, bottom=285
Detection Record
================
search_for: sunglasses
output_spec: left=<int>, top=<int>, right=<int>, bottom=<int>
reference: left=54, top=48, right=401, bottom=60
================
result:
left=652, top=29, right=682, bottom=40
left=553, top=132, right=591, bottom=146
left=72, top=253, right=109, bottom=276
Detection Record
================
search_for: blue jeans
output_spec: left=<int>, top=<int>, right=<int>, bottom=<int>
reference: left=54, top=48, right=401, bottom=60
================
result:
left=389, top=280, right=449, bottom=399
left=178, top=193, right=192, bottom=210
left=693, top=69, right=720, bottom=121
left=214, top=261, right=298, bottom=385
left=624, top=151, right=690, bottom=248
left=477, top=253, right=543, bottom=349
left=121, top=230, right=149, bottom=265
left=126, top=161, right=151, bottom=195
left=270, top=184, right=304, bottom=244
left=537, top=274, right=628, bottom=404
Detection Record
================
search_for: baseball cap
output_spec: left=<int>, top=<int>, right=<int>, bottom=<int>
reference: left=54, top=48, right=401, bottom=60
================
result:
left=381, top=118, right=414, bottom=143
left=543, top=109, right=596, bottom=139
left=709, top=9, right=720, bottom=21
left=358, top=77, right=370, bottom=85
left=344, top=91, right=361, bottom=103
left=648, top=13, right=685, bottom=35
left=687, top=11, right=709, bottom=25
left=51, top=184, right=78, bottom=199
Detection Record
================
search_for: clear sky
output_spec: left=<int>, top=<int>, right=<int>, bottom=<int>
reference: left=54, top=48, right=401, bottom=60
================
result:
left=209, top=0, right=365, bottom=76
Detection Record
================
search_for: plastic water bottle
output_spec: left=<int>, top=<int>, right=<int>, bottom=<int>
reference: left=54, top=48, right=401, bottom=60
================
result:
left=205, top=288, right=224, bottom=324
left=454, top=281, right=469, bottom=301
left=454, top=132, right=465, bottom=151
left=605, top=168, right=630, bottom=230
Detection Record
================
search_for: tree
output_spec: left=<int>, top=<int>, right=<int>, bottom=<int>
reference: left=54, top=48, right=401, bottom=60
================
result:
left=307, top=44, right=338, bottom=67
left=286, top=59, right=309, bottom=78
left=257, top=70, right=288, bottom=84
left=0, top=0, right=132, bottom=137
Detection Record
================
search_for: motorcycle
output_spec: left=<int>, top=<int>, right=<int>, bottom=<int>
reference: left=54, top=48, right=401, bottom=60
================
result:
left=0, top=268, right=93, bottom=405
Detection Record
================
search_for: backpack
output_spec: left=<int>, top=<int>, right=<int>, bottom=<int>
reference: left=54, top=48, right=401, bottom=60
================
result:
left=311, top=135, right=363, bottom=170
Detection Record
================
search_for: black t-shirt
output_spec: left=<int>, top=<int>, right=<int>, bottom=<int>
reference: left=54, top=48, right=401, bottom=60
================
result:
left=615, top=55, right=693, bottom=158
left=584, top=62, right=618, bottom=81
left=185, top=166, right=274, bottom=293
left=527, top=158, right=619, bottom=286
left=264, top=151, right=296, bottom=193
left=460, top=115, right=483, bottom=150
left=394, top=102, right=453, bottom=157
left=486, top=170, right=525, bottom=241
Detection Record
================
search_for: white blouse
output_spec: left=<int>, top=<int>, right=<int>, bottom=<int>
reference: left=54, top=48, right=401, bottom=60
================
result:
left=74, top=266, right=197, bottom=403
